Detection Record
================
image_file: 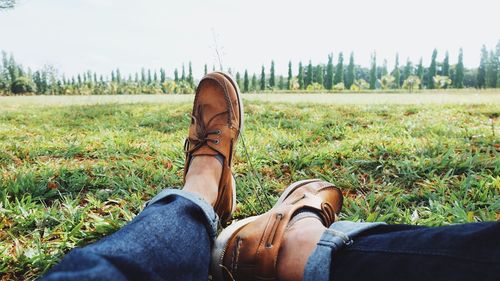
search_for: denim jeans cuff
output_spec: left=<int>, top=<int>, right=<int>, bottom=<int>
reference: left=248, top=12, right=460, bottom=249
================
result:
left=144, top=188, right=219, bottom=241
left=304, top=221, right=386, bottom=281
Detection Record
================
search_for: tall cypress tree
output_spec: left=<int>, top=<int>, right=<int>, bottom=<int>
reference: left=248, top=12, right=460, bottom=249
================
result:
left=381, top=59, right=388, bottom=77
left=497, top=41, right=500, bottom=88
left=243, top=70, right=249, bottom=92
left=251, top=73, right=257, bottom=91
left=160, top=68, right=166, bottom=83
left=392, top=54, right=400, bottom=88
left=287, top=61, right=292, bottom=90
left=187, top=62, right=194, bottom=86
left=345, top=52, right=355, bottom=89
left=403, top=58, right=413, bottom=82
left=297, top=62, right=304, bottom=89
left=333, top=52, right=344, bottom=85
left=427, top=49, right=438, bottom=89
left=174, top=69, right=179, bottom=82
left=417, top=58, right=424, bottom=88
left=477, top=45, right=488, bottom=89
left=147, top=69, right=152, bottom=84
left=369, top=52, right=377, bottom=90
left=454, top=48, right=464, bottom=88
left=181, top=64, right=186, bottom=81
left=442, top=51, right=450, bottom=77
left=116, top=68, right=121, bottom=83
left=486, top=50, right=498, bottom=88
left=306, top=60, right=313, bottom=86
left=314, top=65, right=324, bottom=87
left=235, top=72, right=242, bottom=90
left=141, top=68, right=147, bottom=83
left=204, top=64, right=208, bottom=76
left=260, top=66, right=266, bottom=91
left=325, top=54, right=334, bottom=90
left=278, top=75, right=284, bottom=90
left=269, top=61, right=275, bottom=88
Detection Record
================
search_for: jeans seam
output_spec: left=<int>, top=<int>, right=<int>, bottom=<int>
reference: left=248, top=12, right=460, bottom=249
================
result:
left=346, top=247, right=499, bottom=265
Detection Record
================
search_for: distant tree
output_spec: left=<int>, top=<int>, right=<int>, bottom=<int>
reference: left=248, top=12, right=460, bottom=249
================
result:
left=369, top=52, right=377, bottom=90
left=160, top=68, right=166, bottom=83
left=454, top=49, right=464, bottom=88
left=442, top=51, right=450, bottom=77
left=287, top=61, right=292, bottom=90
left=417, top=58, right=424, bottom=89
left=486, top=50, right=498, bottom=88
left=0, top=0, right=16, bottom=9
left=181, top=64, right=186, bottom=81
left=403, top=75, right=421, bottom=93
left=141, top=68, right=147, bottom=83
left=325, top=54, right=334, bottom=90
left=380, top=59, right=388, bottom=77
left=174, top=69, right=179, bottom=82
left=187, top=62, right=194, bottom=86
left=333, top=52, right=344, bottom=86
left=204, top=64, right=208, bottom=76
left=111, top=70, right=116, bottom=82
left=11, top=76, right=36, bottom=94
left=278, top=75, right=285, bottom=90
left=153, top=71, right=158, bottom=83
left=116, top=68, right=121, bottom=83
left=251, top=73, right=257, bottom=91
left=392, top=54, right=400, bottom=88
left=243, top=70, right=249, bottom=92
left=477, top=45, right=488, bottom=88
left=497, top=41, right=500, bottom=88
left=236, top=72, right=242, bottom=90
left=433, top=75, right=452, bottom=89
left=380, top=74, right=395, bottom=90
left=269, top=61, right=275, bottom=88
left=427, top=49, right=438, bottom=89
left=147, top=69, right=152, bottom=84
left=403, top=58, right=413, bottom=82
left=306, top=61, right=313, bottom=86
left=260, top=66, right=266, bottom=91
left=297, top=62, right=304, bottom=89
left=345, top=52, right=355, bottom=89
left=314, top=65, right=324, bottom=87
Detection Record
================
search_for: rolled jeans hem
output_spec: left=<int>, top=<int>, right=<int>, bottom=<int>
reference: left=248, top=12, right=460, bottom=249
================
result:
left=145, top=188, right=219, bottom=241
left=304, top=221, right=386, bottom=281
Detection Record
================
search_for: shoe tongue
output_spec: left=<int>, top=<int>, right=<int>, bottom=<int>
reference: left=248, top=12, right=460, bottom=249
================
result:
left=191, top=146, right=219, bottom=156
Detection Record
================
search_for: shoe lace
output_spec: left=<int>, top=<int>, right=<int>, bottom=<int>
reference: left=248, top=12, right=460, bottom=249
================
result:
left=184, top=105, right=228, bottom=152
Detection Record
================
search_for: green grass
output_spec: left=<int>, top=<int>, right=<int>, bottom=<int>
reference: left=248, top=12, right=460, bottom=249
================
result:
left=1, top=101, right=499, bottom=279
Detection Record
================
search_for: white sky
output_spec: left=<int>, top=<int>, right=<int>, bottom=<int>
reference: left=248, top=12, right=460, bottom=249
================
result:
left=1, top=0, right=499, bottom=79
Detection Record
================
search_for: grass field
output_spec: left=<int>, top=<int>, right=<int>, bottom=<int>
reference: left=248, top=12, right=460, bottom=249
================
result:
left=1, top=97, right=499, bottom=279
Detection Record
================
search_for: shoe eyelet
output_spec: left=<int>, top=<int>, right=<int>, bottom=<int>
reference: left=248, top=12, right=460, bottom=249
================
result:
left=216, top=130, right=222, bottom=135
left=214, top=139, right=220, bottom=144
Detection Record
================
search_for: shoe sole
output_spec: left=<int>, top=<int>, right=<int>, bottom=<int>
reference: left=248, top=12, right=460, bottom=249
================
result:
left=215, top=71, right=244, bottom=219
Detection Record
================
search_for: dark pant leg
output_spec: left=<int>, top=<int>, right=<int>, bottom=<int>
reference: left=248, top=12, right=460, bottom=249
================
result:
left=331, top=222, right=500, bottom=281
left=41, top=191, right=216, bottom=281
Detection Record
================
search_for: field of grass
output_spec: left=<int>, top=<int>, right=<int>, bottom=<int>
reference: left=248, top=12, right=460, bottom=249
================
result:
left=1, top=100, right=499, bottom=279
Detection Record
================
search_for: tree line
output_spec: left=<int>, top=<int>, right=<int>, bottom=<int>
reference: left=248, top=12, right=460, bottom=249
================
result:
left=1, top=42, right=499, bottom=95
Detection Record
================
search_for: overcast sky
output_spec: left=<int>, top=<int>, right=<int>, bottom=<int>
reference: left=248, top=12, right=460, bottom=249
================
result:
left=1, top=0, right=499, bottom=79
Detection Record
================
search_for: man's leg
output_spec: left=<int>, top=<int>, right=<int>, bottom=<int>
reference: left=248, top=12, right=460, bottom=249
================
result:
left=42, top=71, right=244, bottom=281
left=304, top=221, right=500, bottom=281
left=41, top=156, right=221, bottom=281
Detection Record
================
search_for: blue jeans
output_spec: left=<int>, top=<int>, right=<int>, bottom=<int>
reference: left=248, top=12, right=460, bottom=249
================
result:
left=42, top=189, right=500, bottom=281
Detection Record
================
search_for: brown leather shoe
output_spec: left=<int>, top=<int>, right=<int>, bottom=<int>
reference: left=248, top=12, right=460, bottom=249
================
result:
left=184, top=72, right=243, bottom=226
left=211, top=179, right=343, bottom=281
